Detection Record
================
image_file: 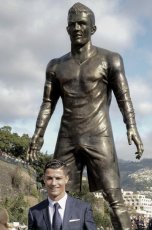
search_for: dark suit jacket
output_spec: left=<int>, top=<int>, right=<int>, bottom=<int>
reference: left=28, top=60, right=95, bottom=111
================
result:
left=28, top=195, right=97, bottom=230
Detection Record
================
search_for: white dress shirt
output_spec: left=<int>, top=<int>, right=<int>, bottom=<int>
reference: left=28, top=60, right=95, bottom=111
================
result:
left=48, top=193, right=68, bottom=225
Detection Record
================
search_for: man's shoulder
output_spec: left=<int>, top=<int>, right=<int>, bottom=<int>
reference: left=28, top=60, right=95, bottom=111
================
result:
left=46, top=53, right=70, bottom=70
left=96, top=47, right=123, bottom=70
left=67, top=195, right=91, bottom=207
left=96, top=46, right=121, bottom=59
left=29, top=199, right=48, bottom=211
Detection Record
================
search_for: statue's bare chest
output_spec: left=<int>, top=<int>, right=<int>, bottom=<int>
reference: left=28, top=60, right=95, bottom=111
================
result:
left=56, top=55, right=109, bottom=95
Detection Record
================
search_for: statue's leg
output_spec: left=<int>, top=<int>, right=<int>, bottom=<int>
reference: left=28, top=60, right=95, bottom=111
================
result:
left=54, top=137, right=84, bottom=192
left=102, top=188, right=132, bottom=230
left=84, top=136, right=132, bottom=230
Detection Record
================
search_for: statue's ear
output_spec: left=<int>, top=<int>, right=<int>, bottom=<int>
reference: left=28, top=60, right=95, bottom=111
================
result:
left=91, top=25, right=97, bottom=35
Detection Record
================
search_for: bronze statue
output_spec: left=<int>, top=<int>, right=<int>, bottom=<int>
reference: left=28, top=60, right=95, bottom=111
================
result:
left=27, top=3, right=144, bottom=229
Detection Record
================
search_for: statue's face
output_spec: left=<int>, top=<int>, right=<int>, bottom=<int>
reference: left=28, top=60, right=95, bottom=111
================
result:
left=67, top=12, right=95, bottom=46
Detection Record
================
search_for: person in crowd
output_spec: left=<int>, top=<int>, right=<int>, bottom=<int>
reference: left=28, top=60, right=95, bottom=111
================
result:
left=0, top=208, right=9, bottom=230
left=147, top=218, right=152, bottom=230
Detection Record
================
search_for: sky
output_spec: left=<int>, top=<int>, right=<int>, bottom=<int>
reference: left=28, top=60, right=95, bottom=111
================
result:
left=0, top=0, right=152, bottom=161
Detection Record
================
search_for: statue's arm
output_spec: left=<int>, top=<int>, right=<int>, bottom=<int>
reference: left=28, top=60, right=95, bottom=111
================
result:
left=109, top=53, right=144, bottom=159
left=27, top=60, right=60, bottom=161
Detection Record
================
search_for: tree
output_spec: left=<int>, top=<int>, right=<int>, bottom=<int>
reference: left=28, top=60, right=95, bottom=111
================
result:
left=0, top=126, right=30, bottom=159
left=0, top=126, right=12, bottom=133
left=31, top=153, right=53, bottom=185
left=10, top=133, right=30, bottom=159
left=0, top=126, right=12, bottom=152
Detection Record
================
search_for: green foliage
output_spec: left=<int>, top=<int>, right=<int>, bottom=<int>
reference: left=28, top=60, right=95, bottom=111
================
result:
left=31, top=153, right=53, bottom=185
left=94, top=209, right=111, bottom=228
left=0, top=126, right=12, bottom=153
left=1, top=126, right=12, bottom=133
left=30, top=187, right=39, bottom=198
left=11, top=133, right=30, bottom=159
left=70, top=182, right=96, bottom=203
left=0, top=193, right=28, bottom=224
left=0, top=126, right=30, bottom=159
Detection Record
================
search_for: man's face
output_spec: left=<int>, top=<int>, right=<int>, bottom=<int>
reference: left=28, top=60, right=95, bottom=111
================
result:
left=43, top=168, right=69, bottom=201
left=67, top=12, right=95, bottom=46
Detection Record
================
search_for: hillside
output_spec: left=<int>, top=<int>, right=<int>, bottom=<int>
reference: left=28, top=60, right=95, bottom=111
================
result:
left=119, top=158, right=152, bottom=191
left=0, top=158, right=38, bottom=206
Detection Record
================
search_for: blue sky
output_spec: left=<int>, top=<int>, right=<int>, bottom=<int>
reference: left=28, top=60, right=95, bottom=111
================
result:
left=0, top=0, right=152, bottom=160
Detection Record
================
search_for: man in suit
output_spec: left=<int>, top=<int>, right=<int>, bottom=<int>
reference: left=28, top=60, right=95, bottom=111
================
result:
left=27, top=2, right=144, bottom=229
left=28, top=159, right=97, bottom=230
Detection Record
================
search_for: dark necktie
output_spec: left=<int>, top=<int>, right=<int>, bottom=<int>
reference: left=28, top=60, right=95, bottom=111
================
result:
left=52, top=203, right=62, bottom=230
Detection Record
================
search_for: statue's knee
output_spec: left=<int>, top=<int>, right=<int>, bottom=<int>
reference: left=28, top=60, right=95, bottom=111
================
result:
left=103, top=188, right=125, bottom=209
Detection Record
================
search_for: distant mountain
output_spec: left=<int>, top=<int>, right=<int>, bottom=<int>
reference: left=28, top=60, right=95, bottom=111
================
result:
left=83, top=158, right=152, bottom=191
left=119, top=158, right=152, bottom=191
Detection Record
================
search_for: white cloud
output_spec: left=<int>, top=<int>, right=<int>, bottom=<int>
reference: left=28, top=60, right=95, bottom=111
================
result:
left=129, top=77, right=152, bottom=117
left=0, top=83, right=41, bottom=121
left=94, top=14, right=140, bottom=51
left=138, top=102, right=152, bottom=115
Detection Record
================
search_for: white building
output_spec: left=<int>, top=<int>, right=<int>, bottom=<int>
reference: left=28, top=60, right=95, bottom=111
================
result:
left=93, top=192, right=103, bottom=199
left=122, top=190, right=152, bottom=217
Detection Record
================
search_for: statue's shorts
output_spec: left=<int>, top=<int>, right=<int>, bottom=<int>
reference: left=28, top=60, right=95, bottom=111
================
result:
left=54, top=135, right=121, bottom=192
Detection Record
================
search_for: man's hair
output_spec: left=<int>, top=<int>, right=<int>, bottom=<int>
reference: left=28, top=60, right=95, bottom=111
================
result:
left=44, top=159, right=69, bottom=175
left=68, top=2, right=95, bottom=25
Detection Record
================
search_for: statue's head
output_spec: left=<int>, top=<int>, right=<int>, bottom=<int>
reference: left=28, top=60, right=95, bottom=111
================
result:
left=67, top=2, right=96, bottom=45
left=68, top=2, right=95, bottom=26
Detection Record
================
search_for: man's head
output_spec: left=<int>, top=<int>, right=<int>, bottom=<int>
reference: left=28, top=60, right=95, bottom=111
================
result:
left=67, top=2, right=96, bottom=46
left=68, top=2, right=95, bottom=26
left=43, top=159, right=69, bottom=201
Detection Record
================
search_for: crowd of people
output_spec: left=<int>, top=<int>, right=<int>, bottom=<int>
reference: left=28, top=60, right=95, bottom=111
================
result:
left=131, top=215, right=152, bottom=230
left=0, top=150, right=27, bottom=166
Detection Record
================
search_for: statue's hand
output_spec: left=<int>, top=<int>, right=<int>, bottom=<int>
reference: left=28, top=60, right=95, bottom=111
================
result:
left=127, top=126, right=144, bottom=160
left=26, top=135, right=44, bottom=162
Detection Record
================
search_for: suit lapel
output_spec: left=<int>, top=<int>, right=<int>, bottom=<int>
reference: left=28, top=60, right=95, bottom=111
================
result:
left=62, top=196, right=74, bottom=230
left=42, top=199, right=52, bottom=230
